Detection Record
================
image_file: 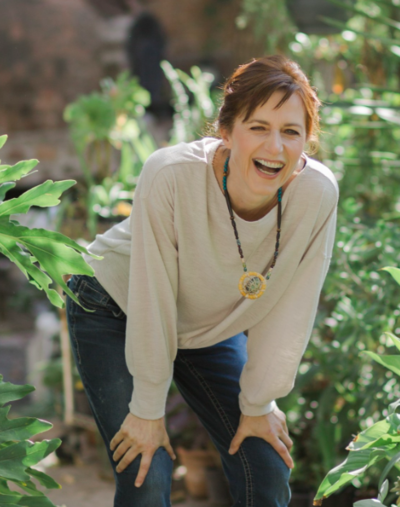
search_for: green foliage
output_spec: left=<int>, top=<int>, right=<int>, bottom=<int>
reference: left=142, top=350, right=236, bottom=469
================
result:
left=237, top=0, right=296, bottom=52
left=63, top=72, right=157, bottom=238
left=0, top=135, right=100, bottom=308
left=161, top=61, right=217, bottom=143
left=0, top=375, right=61, bottom=507
left=271, top=1, right=400, bottom=494
left=314, top=267, right=400, bottom=504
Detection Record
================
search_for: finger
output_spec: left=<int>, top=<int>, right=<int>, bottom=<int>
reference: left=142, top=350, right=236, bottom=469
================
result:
left=135, top=452, right=154, bottom=487
left=271, top=439, right=294, bottom=469
left=113, top=440, right=132, bottom=463
left=280, top=432, right=293, bottom=451
left=229, top=434, right=244, bottom=455
left=116, top=448, right=140, bottom=473
left=110, top=430, right=124, bottom=451
left=164, top=442, right=177, bottom=461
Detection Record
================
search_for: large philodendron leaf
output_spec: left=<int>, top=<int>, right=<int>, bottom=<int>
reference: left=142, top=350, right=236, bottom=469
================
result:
left=0, top=160, right=39, bottom=186
left=0, top=222, right=101, bottom=308
left=0, top=406, right=52, bottom=443
left=16, top=494, right=57, bottom=507
left=26, top=468, right=60, bottom=490
left=0, top=180, right=76, bottom=217
left=0, top=183, right=16, bottom=202
left=0, top=439, right=61, bottom=482
left=313, top=447, right=398, bottom=504
left=0, top=376, right=34, bottom=407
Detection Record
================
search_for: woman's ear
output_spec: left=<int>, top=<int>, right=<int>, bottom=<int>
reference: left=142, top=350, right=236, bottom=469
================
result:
left=220, top=127, right=232, bottom=150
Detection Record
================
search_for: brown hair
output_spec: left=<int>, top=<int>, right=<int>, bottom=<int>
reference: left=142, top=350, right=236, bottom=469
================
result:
left=214, top=55, right=321, bottom=154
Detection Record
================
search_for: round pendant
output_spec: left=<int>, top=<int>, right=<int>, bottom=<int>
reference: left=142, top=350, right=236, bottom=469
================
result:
left=238, top=272, right=266, bottom=299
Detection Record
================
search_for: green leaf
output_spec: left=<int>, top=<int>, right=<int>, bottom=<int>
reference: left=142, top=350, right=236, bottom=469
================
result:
left=0, top=406, right=52, bottom=443
left=314, top=448, right=392, bottom=501
left=0, top=494, right=23, bottom=504
left=11, top=479, right=42, bottom=497
left=378, top=478, right=389, bottom=502
left=0, top=136, right=7, bottom=150
left=0, top=493, right=23, bottom=504
left=0, top=161, right=38, bottom=185
left=26, top=468, right=60, bottom=490
left=346, top=417, right=395, bottom=451
left=17, top=495, right=57, bottom=507
left=0, top=180, right=76, bottom=217
left=0, top=442, right=31, bottom=481
left=385, top=332, right=400, bottom=353
left=0, top=379, right=34, bottom=406
left=0, top=222, right=101, bottom=308
left=378, top=450, right=400, bottom=491
left=353, top=500, right=385, bottom=506
left=0, top=439, right=61, bottom=481
left=381, top=267, right=400, bottom=286
left=22, top=439, right=61, bottom=468
left=362, top=351, right=400, bottom=377
left=0, top=183, right=16, bottom=202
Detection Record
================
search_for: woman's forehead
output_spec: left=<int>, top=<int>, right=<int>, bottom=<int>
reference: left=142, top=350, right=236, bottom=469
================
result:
left=242, top=92, right=307, bottom=124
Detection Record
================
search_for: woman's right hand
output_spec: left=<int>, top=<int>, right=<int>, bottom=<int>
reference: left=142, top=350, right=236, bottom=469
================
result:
left=110, top=413, right=176, bottom=487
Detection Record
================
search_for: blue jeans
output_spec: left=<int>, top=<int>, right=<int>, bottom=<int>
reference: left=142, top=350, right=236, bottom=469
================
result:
left=66, top=274, right=291, bottom=507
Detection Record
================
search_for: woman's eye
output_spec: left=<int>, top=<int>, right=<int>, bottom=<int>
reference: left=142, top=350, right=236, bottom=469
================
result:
left=250, top=126, right=265, bottom=131
left=285, top=129, right=300, bottom=136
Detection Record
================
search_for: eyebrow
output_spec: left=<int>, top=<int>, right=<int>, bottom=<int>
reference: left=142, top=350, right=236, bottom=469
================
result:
left=247, top=119, right=304, bottom=129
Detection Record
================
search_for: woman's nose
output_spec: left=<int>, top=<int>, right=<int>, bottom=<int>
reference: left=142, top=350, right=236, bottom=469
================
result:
left=265, top=132, right=283, bottom=154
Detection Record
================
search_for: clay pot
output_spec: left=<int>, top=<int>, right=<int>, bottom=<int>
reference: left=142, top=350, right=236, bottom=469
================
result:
left=176, top=447, right=216, bottom=499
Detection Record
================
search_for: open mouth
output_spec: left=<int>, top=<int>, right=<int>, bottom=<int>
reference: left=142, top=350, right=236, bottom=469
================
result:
left=253, top=159, right=285, bottom=176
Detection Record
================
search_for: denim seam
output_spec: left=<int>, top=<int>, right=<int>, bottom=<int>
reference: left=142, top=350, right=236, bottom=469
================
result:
left=68, top=299, right=113, bottom=450
left=69, top=298, right=82, bottom=366
left=179, top=353, right=254, bottom=507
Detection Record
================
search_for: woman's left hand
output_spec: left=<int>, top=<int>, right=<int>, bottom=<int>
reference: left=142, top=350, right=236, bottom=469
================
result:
left=228, top=407, right=294, bottom=469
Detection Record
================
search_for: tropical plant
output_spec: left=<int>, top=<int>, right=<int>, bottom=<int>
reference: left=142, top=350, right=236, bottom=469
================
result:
left=0, top=134, right=99, bottom=308
left=314, top=268, right=400, bottom=505
left=63, top=71, right=157, bottom=238
left=274, top=0, right=400, bottom=492
left=0, top=375, right=62, bottom=507
left=160, top=60, right=218, bottom=143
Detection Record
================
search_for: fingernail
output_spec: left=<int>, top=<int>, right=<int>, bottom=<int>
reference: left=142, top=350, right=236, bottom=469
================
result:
left=173, top=455, right=177, bottom=460
left=135, top=482, right=141, bottom=487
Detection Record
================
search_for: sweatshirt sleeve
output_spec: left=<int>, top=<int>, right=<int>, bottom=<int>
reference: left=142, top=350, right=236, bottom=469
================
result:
left=125, top=168, right=179, bottom=420
left=239, top=197, right=338, bottom=417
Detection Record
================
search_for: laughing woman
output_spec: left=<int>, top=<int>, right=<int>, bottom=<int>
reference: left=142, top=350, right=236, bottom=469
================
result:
left=66, top=54, right=338, bottom=507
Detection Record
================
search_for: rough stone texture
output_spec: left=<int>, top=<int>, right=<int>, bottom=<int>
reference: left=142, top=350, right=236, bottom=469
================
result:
left=0, top=0, right=103, bottom=133
left=0, top=0, right=265, bottom=185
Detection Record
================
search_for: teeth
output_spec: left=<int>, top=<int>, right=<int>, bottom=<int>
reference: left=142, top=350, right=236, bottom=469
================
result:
left=255, top=159, right=284, bottom=169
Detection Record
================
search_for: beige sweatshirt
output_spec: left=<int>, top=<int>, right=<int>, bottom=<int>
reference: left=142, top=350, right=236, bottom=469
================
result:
left=84, top=137, right=339, bottom=420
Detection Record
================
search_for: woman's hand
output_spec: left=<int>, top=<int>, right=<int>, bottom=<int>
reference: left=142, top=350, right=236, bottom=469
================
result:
left=110, top=413, right=176, bottom=487
left=228, top=407, right=294, bottom=469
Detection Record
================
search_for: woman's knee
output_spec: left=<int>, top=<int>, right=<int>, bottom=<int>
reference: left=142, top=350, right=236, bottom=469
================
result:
left=227, top=437, right=291, bottom=506
left=115, top=447, right=173, bottom=496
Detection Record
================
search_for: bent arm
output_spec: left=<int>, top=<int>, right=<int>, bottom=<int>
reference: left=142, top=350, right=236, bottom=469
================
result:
left=239, top=204, right=337, bottom=416
left=125, top=170, right=179, bottom=420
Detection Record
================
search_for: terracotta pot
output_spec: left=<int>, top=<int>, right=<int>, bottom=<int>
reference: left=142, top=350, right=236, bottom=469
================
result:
left=176, top=447, right=216, bottom=499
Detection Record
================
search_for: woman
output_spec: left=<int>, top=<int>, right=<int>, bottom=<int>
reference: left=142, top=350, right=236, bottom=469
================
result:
left=66, top=54, right=338, bottom=507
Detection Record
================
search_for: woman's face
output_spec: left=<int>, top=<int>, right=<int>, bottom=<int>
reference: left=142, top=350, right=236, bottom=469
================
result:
left=221, top=91, right=308, bottom=201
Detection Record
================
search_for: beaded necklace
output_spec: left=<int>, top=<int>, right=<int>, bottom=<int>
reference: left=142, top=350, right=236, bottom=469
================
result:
left=223, top=156, right=282, bottom=300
